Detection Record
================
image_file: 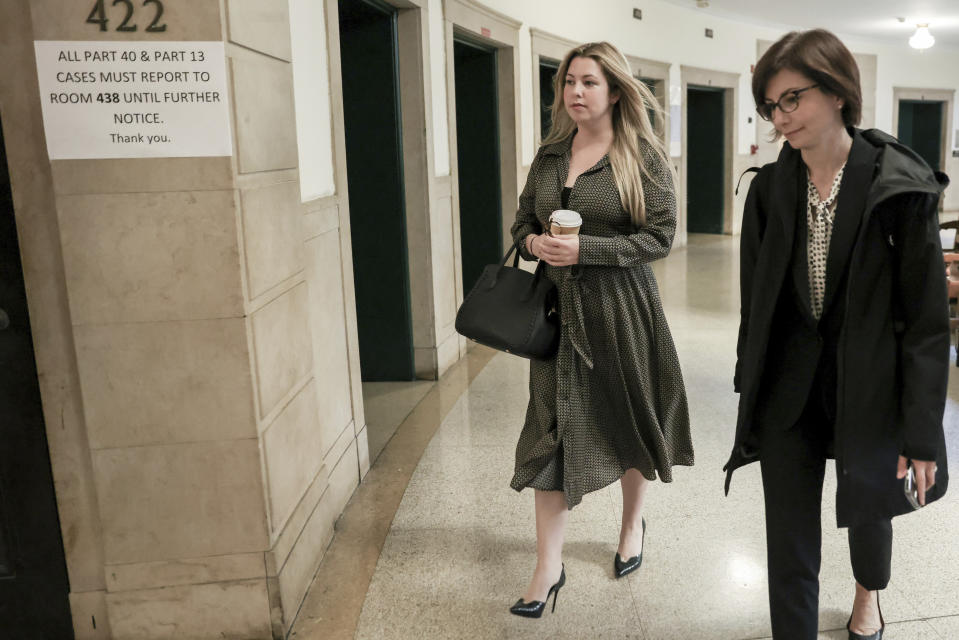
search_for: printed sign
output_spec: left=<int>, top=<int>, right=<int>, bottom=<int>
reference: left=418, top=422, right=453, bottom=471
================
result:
left=34, top=41, right=233, bottom=159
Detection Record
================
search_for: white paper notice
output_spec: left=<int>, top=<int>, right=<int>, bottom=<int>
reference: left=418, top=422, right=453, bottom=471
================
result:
left=34, top=41, right=233, bottom=160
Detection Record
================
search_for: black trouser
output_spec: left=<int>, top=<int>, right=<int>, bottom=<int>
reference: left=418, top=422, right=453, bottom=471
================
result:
left=759, top=397, right=892, bottom=640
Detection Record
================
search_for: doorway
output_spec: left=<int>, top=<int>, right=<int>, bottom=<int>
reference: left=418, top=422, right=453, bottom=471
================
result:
left=898, top=99, right=944, bottom=171
left=453, top=37, right=503, bottom=294
left=338, top=0, right=415, bottom=382
left=686, top=86, right=726, bottom=234
left=339, top=0, right=435, bottom=463
left=0, top=118, right=74, bottom=638
left=539, top=58, right=560, bottom=141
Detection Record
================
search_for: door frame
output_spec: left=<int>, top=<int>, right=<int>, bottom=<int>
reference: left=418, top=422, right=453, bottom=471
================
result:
left=685, top=85, right=727, bottom=235
left=337, top=0, right=418, bottom=381
left=390, top=1, right=439, bottom=379
left=680, top=65, right=739, bottom=244
left=450, top=34, right=504, bottom=297
left=329, top=0, right=453, bottom=381
left=892, top=87, right=954, bottom=180
left=626, top=55, right=670, bottom=150
left=363, top=0, right=437, bottom=379
left=443, top=0, right=522, bottom=356
left=530, top=28, right=576, bottom=148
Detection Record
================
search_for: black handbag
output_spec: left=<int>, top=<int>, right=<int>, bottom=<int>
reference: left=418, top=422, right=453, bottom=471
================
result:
left=455, top=241, right=560, bottom=359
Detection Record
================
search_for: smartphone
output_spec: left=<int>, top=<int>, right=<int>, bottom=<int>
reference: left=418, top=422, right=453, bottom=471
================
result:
left=903, top=465, right=923, bottom=510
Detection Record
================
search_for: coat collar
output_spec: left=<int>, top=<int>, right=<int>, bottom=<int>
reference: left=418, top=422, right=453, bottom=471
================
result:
left=769, top=128, right=883, bottom=240
left=780, top=129, right=880, bottom=322
left=770, top=136, right=803, bottom=245
left=540, top=131, right=612, bottom=172
left=820, top=130, right=880, bottom=316
left=540, top=135, right=572, bottom=157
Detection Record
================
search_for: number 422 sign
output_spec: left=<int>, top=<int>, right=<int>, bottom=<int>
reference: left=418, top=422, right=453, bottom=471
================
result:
left=86, top=0, right=167, bottom=33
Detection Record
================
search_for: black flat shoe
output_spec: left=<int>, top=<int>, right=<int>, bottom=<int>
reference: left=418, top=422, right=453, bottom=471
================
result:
left=846, top=591, right=884, bottom=640
left=614, top=517, right=646, bottom=578
left=509, top=564, right=566, bottom=618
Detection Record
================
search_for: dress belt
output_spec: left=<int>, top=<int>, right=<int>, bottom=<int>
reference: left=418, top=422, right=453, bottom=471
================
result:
left=559, top=268, right=593, bottom=370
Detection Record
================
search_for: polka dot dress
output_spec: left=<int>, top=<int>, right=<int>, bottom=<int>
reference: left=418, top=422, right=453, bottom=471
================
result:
left=806, top=164, right=845, bottom=319
left=509, top=134, right=694, bottom=509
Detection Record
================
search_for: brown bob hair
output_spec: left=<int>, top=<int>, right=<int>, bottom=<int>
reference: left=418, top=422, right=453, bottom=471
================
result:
left=753, top=29, right=862, bottom=136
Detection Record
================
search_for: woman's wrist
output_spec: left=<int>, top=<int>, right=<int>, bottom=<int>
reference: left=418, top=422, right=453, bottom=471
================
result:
left=525, top=233, right=538, bottom=256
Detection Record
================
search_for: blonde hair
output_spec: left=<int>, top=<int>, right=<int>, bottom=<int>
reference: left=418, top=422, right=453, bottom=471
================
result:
left=543, top=41, right=671, bottom=227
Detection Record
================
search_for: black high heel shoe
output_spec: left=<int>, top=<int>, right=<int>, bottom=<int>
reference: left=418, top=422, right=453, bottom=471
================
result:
left=614, top=517, right=646, bottom=578
left=846, top=591, right=884, bottom=640
left=509, top=564, right=566, bottom=618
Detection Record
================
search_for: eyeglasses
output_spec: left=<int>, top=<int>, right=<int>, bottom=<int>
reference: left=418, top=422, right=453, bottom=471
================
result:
left=757, top=84, right=819, bottom=121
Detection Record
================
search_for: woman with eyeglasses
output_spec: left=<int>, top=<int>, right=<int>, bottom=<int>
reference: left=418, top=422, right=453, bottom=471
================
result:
left=725, top=29, right=950, bottom=640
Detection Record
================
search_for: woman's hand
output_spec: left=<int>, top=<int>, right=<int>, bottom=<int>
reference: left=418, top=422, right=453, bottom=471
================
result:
left=897, top=455, right=937, bottom=506
left=532, top=234, right=580, bottom=267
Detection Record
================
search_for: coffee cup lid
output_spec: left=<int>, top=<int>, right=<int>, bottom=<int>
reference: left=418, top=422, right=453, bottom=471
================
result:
left=550, top=209, right=582, bottom=226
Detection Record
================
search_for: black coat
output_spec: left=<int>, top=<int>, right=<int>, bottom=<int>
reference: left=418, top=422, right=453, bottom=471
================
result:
left=725, top=128, right=951, bottom=527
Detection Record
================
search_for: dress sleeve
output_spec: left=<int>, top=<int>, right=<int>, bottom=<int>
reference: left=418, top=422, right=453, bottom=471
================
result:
left=577, top=143, right=676, bottom=267
left=894, top=192, right=950, bottom=461
left=510, top=152, right=543, bottom=261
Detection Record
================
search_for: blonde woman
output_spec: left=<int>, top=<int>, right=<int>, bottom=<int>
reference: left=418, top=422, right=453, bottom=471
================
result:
left=508, top=41, right=692, bottom=618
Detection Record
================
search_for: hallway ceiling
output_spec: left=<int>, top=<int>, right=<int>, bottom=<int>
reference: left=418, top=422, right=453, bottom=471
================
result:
left=661, top=0, right=959, bottom=49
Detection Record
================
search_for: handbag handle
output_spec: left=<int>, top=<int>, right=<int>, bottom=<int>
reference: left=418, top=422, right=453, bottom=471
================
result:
left=504, top=240, right=523, bottom=268
left=488, top=241, right=521, bottom=288
left=488, top=240, right=549, bottom=300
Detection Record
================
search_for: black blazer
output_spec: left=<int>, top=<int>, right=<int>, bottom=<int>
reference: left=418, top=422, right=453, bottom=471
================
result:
left=726, top=128, right=951, bottom=527
left=754, top=132, right=879, bottom=432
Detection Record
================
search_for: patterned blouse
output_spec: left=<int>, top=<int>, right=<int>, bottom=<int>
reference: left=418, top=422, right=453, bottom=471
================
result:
left=806, top=163, right=846, bottom=319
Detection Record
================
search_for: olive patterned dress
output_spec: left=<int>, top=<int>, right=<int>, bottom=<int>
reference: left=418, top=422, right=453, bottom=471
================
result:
left=509, top=133, right=693, bottom=509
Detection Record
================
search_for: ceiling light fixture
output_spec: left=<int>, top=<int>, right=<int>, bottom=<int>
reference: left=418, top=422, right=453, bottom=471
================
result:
left=696, top=0, right=710, bottom=7
left=909, top=24, right=935, bottom=50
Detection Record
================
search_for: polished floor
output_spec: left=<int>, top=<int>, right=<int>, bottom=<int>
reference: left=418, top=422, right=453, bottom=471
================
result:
left=362, top=380, right=435, bottom=462
left=290, top=235, right=959, bottom=639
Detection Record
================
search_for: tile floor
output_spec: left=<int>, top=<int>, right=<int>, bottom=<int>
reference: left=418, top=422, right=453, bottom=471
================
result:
left=294, top=235, right=959, bottom=639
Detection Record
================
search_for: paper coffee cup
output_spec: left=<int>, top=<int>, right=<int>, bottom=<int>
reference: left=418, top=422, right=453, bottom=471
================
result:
left=549, top=209, right=582, bottom=236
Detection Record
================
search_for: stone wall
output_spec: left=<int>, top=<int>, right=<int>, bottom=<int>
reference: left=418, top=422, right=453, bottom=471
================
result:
left=2, top=0, right=372, bottom=636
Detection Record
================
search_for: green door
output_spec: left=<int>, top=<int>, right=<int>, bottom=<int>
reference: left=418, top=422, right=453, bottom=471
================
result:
left=339, top=0, right=415, bottom=381
left=898, top=100, right=943, bottom=171
left=687, top=86, right=725, bottom=234
left=453, top=38, right=502, bottom=294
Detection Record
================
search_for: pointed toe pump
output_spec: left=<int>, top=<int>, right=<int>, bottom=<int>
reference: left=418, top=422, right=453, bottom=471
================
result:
left=614, top=517, right=646, bottom=578
left=846, top=592, right=884, bottom=640
left=509, top=564, right=566, bottom=618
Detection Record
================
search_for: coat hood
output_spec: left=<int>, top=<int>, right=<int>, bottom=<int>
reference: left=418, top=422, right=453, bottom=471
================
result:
left=775, top=127, right=949, bottom=205
left=862, top=127, right=949, bottom=201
